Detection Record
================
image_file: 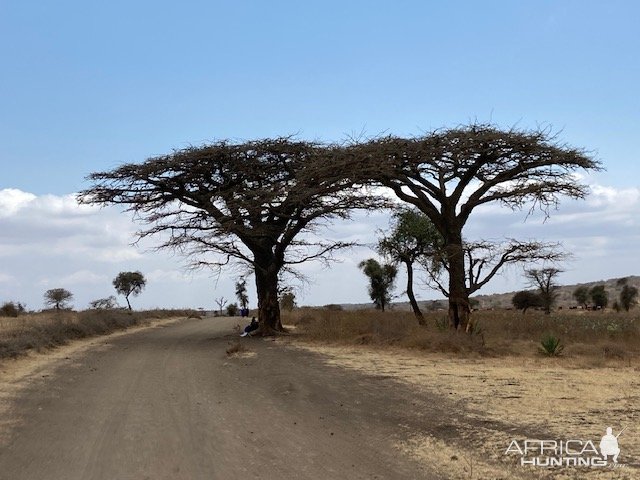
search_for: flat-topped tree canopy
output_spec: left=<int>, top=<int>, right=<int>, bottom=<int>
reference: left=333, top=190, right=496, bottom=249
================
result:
left=347, top=123, right=602, bottom=331
left=79, top=137, right=382, bottom=333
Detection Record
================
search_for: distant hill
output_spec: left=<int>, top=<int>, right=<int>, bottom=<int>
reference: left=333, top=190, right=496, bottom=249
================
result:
left=471, top=275, right=640, bottom=310
left=328, top=276, right=640, bottom=311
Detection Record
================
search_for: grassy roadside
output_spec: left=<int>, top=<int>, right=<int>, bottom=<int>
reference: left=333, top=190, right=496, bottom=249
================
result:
left=0, top=309, right=199, bottom=360
left=283, top=308, right=640, bottom=359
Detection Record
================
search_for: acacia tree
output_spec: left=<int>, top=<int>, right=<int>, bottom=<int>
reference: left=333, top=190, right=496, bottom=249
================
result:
left=525, top=267, right=562, bottom=314
left=377, top=208, right=442, bottom=323
left=351, top=124, right=600, bottom=331
left=113, top=271, right=146, bottom=310
left=359, top=258, right=397, bottom=311
left=44, top=288, right=73, bottom=311
left=79, top=138, right=378, bottom=334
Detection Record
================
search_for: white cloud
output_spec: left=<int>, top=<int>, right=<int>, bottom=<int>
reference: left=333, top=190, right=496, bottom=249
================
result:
left=0, top=183, right=638, bottom=310
left=57, top=270, right=109, bottom=285
left=0, top=189, right=37, bottom=217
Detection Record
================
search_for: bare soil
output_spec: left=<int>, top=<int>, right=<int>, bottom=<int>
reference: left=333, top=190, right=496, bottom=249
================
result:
left=2, top=315, right=637, bottom=479
left=291, top=341, right=640, bottom=479
left=0, top=317, right=438, bottom=479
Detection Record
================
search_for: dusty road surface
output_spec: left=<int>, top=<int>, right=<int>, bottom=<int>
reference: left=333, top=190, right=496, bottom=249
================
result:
left=0, top=317, right=445, bottom=480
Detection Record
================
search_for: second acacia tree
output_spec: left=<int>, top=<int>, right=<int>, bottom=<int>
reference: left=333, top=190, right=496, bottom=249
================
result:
left=352, top=124, right=600, bottom=331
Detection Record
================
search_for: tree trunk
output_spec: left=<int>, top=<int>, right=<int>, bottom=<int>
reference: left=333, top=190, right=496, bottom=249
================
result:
left=446, top=236, right=471, bottom=332
left=125, top=295, right=132, bottom=311
left=255, top=265, right=283, bottom=334
left=405, top=261, right=425, bottom=325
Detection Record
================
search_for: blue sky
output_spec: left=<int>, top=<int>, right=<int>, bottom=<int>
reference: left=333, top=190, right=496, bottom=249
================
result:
left=1, top=1, right=639, bottom=309
left=2, top=0, right=638, bottom=193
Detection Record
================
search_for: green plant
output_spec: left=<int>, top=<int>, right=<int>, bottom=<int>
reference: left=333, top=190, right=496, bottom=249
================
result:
left=539, top=334, right=564, bottom=356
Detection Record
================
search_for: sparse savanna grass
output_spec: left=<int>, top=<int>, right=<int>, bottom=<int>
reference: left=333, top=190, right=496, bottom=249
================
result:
left=284, top=308, right=640, bottom=359
left=226, top=341, right=248, bottom=357
left=0, top=308, right=197, bottom=360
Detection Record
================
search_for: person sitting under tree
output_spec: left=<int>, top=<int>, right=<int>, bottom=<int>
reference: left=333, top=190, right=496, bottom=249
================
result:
left=240, top=317, right=259, bottom=337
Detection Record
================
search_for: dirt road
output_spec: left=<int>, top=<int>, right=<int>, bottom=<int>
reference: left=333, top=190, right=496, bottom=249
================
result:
left=0, top=317, right=444, bottom=480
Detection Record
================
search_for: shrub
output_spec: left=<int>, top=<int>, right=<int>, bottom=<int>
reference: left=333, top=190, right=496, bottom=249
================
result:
left=226, top=341, right=248, bottom=356
left=323, top=304, right=344, bottom=311
left=226, top=303, right=239, bottom=316
left=1, top=301, right=21, bottom=317
left=539, top=334, right=564, bottom=356
left=89, top=296, right=119, bottom=310
left=512, top=290, right=542, bottom=314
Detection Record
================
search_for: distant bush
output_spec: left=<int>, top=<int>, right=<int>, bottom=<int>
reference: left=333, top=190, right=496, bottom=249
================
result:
left=89, top=296, right=119, bottom=310
left=323, top=304, right=344, bottom=311
left=279, top=289, right=296, bottom=311
left=1, top=301, right=23, bottom=317
left=226, top=303, right=239, bottom=316
left=512, top=290, right=542, bottom=314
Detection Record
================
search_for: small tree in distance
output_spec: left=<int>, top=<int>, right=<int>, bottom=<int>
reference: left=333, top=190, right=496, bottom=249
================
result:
left=525, top=268, right=562, bottom=315
left=44, top=288, right=74, bottom=311
left=215, top=297, right=228, bottom=315
left=378, top=207, right=442, bottom=324
left=279, top=288, right=296, bottom=312
left=235, top=279, right=249, bottom=310
left=359, top=258, right=397, bottom=312
left=113, top=271, right=146, bottom=310
left=512, top=290, right=542, bottom=314
left=617, top=278, right=638, bottom=312
left=590, top=285, right=608, bottom=309
left=573, top=286, right=589, bottom=309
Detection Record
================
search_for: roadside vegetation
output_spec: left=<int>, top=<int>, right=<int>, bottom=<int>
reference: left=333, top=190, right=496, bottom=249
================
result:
left=284, top=307, right=640, bottom=360
left=0, top=309, right=197, bottom=360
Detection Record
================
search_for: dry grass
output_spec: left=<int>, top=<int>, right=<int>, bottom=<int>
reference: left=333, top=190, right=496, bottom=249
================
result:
left=0, top=309, right=197, bottom=359
left=225, top=341, right=248, bottom=356
left=287, top=310, right=640, bottom=479
left=284, top=308, right=640, bottom=358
